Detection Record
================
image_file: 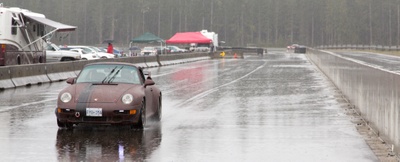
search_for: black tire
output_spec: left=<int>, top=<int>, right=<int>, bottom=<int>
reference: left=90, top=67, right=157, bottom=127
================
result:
left=154, top=95, right=162, bottom=121
left=132, top=100, right=146, bottom=130
left=57, top=119, right=74, bottom=129
left=57, top=119, right=65, bottom=128
left=65, top=123, right=74, bottom=129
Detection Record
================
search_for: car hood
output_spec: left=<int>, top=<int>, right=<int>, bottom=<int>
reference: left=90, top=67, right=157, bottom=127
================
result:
left=65, top=83, right=144, bottom=103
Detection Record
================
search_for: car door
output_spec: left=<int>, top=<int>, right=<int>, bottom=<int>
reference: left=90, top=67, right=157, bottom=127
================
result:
left=45, top=44, right=60, bottom=62
left=70, top=49, right=85, bottom=60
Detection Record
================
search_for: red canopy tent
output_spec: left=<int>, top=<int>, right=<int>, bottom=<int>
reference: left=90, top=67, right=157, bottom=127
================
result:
left=166, top=32, right=212, bottom=44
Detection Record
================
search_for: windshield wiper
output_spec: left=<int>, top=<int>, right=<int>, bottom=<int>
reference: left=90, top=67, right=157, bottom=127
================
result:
left=102, top=66, right=117, bottom=83
left=107, top=66, right=123, bottom=84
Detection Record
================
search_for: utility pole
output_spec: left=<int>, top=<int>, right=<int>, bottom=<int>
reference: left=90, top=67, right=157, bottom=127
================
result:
left=210, top=0, right=214, bottom=31
left=158, top=0, right=161, bottom=36
left=369, top=1, right=373, bottom=46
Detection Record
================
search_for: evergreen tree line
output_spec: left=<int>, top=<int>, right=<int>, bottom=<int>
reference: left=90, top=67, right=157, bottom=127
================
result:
left=5, top=0, right=400, bottom=47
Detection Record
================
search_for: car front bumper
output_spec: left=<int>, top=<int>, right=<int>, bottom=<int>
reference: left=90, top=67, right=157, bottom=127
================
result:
left=55, top=105, right=142, bottom=125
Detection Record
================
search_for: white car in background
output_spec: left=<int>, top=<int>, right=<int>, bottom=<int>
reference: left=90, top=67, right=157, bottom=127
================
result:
left=90, top=46, right=116, bottom=58
left=167, top=46, right=187, bottom=53
left=46, top=43, right=81, bottom=62
left=67, top=46, right=115, bottom=59
left=60, top=47, right=99, bottom=60
left=140, top=46, right=157, bottom=56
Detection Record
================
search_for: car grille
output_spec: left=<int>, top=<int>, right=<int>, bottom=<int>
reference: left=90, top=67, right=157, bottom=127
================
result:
left=83, top=117, right=107, bottom=122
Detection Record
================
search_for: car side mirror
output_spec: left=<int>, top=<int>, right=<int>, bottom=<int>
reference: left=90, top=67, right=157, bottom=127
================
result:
left=66, top=77, right=76, bottom=84
left=144, top=79, right=155, bottom=87
left=144, top=71, right=152, bottom=80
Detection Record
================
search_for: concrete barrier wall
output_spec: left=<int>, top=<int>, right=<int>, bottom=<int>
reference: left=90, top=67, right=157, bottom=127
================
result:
left=0, top=53, right=211, bottom=90
left=9, top=64, right=50, bottom=87
left=0, top=67, right=14, bottom=89
left=210, top=50, right=245, bottom=59
left=159, top=53, right=210, bottom=66
left=46, top=62, right=77, bottom=82
left=307, top=48, right=400, bottom=154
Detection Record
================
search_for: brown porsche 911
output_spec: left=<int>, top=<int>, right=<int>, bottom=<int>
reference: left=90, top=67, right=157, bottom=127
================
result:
left=55, top=62, right=162, bottom=129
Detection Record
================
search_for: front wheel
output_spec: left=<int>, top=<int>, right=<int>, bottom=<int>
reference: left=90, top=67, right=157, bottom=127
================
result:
left=57, top=119, right=73, bottom=129
left=132, top=101, right=146, bottom=129
left=57, top=119, right=65, bottom=128
left=154, top=96, right=162, bottom=121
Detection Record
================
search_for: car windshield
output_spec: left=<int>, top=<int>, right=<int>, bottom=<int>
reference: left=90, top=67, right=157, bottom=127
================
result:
left=168, top=46, right=177, bottom=50
left=99, top=48, right=107, bottom=52
left=76, top=64, right=141, bottom=84
left=81, top=48, right=93, bottom=53
left=90, top=47, right=103, bottom=52
left=80, top=50, right=89, bottom=54
left=144, top=47, right=154, bottom=50
left=46, top=44, right=56, bottom=50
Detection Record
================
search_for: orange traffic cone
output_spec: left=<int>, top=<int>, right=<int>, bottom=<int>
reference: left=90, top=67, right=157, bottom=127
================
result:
left=234, top=53, right=238, bottom=58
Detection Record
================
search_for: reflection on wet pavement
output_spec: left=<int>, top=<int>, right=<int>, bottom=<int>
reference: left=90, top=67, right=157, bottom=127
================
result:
left=56, top=123, right=161, bottom=161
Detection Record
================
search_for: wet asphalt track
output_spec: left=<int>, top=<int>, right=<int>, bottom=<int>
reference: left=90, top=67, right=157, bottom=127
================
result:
left=0, top=49, right=379, bottom=161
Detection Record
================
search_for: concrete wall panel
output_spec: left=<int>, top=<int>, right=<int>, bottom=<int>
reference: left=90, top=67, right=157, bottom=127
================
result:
left=46, top=62, right=77, bottom=81
left=159, top=53, right=210, bottom=66
left=307, top=48, right=400, bottom=154
left=0, top=67, right=15, bottom=89
left=9, top=64, right=50, bottom=87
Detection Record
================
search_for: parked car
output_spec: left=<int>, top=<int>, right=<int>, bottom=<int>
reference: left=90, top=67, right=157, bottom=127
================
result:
left=189, top=43, right=210, bottom=52
left=67, top=46, right=115, bottom=59
left=45, top=43, right=81, bottom=62
left=140, top=47, right=157, bottom=56
left=129, top=46, right=141, bottom=56
left=99, top=47, right=123, bottom=57
left=167, top=46, right=187, bottom=53
left=90, top=46, right=116, bottom=58
left=60, top=48, right=99, bottom=60
left=55, top=62, right=162, bottom=129
left=155, top=46, right=171, bottom=55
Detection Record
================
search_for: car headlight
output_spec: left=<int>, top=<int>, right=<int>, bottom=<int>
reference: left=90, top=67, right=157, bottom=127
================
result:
left=60, top=92, right=72, bottom=103
left=122, top=94, right=133, bottom=104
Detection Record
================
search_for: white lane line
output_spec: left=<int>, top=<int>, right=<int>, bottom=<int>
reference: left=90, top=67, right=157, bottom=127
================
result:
left=178, top=61, right=267, bottom=106
left=0, top=98, right=57, bottom=113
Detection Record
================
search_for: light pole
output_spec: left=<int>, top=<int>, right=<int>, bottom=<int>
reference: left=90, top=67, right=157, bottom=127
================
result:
left=141, top=7, right=149, bottom=33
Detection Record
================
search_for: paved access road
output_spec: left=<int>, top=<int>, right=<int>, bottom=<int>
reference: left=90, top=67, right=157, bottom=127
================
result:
left=0, top=49, right=379, bottom=161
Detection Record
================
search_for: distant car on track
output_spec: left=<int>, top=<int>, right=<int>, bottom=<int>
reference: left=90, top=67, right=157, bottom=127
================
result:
left=287, top=44, right=299, bottom=51
left=55, top=62, right=162, bottom=129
